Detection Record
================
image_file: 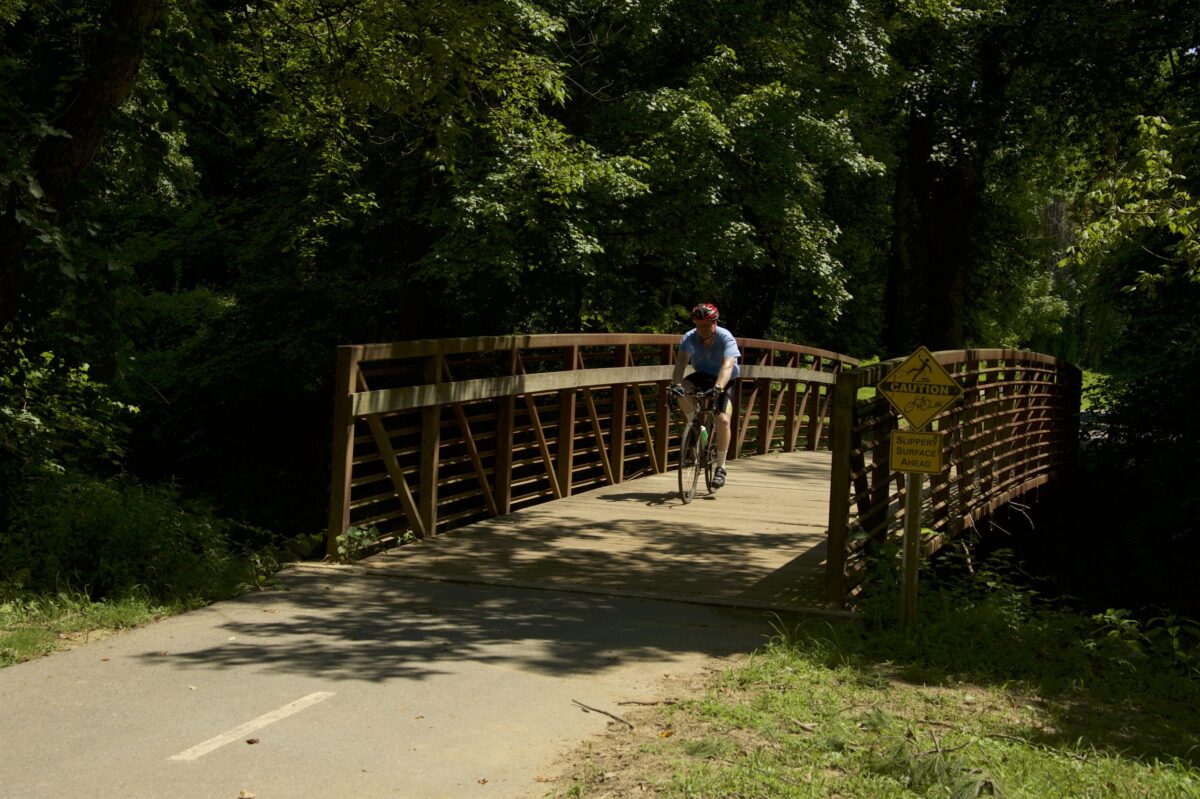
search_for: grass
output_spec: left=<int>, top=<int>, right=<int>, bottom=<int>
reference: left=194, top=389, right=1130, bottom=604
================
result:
left=0, top=591, right=197, bottom=667
left=550, top=553, right=1200, bottom=799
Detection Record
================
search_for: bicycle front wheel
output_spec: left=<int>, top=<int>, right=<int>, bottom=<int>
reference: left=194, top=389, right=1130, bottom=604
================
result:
left=701, top=422, right=716, bottom=493
left=677, top=423, right=703, bottom=503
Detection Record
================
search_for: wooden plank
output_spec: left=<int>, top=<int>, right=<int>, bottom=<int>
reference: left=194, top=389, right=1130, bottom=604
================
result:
left=494, top=351, right=518, bottom=515
left=611, top=346, right=629, bottom=483
left=522, top=394, right=563, bottom=499
left=740, top=365, right=837, bottom=383
left=366, top=415, right=427, bottom=539
left=419, top=354, right=443, bottom=537
left=356, top=450, right=837, bottom=614
left=453, top=403, right=499, bottom=516
left=783, top=381, right=798, bottom=453
left=729, top=379, right=742, bottom=459
left=351, top=365, right=670, bottom=416
left=632, top=385, right=660, bottom=474
left=738, top=338, right=859, bottom=365
left=767, top=381, right=788, bottom=452
left=793, top=383, right=813, bottom=451
left=655, top=381, right=670, bottom=473
left=736, top=380, right=759, bottom=455
left=758, top=379, right=772, bottom=455
left=557, top=345, right=579, bottom=497
left=350, top=364, right=835, bottom=417
left=326, top=345, right=364, bottom=555
left=356, top=334, right=859, bottom=366
left=811, top=384, right=834, bottom=449
left=862, top=416, right=896, bottom=540
left=825, top=371, right=857, bottom=606
left=582, top=388, right=615, bottom=484
left=358, top=334, right=679, bottom=361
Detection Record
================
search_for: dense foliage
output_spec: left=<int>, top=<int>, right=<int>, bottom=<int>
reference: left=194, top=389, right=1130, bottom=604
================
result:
left=0, top=0, right=1197, bottom=612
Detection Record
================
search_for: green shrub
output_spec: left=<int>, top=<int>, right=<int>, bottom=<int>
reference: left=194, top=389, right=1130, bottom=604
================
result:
left=0, top=342, right=134, bottom=508
left=0, top=471, right=256, bottom=601
left=853, top=546, right=1200, bottom=692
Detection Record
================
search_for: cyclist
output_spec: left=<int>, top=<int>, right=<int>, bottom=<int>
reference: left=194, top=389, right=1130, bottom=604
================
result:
left=671, top=303, right=740, bottom=488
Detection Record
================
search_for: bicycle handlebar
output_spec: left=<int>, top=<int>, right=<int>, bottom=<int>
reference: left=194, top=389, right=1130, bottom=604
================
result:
left=670, top=385, right=719, bottom=399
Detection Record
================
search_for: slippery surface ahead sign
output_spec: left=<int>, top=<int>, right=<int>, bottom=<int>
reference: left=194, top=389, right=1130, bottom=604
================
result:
left=890, top=430, right=943, bottom=474
left=878, top=346, right=964, bottom=626
left=878, top=346, right=963, bottom=430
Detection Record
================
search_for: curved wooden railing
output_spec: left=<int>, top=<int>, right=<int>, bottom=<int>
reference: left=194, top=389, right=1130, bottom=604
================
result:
left=824, top=349, right=1082, bottom=607
left=327, top=334, right=859, bottom=553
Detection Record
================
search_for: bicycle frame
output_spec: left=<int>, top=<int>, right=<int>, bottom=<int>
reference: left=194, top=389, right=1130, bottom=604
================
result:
left=672, top=387, right=719, bottom=503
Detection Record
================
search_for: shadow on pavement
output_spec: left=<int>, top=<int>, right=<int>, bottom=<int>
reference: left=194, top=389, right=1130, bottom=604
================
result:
left=139, top=569, right=782, bottom=684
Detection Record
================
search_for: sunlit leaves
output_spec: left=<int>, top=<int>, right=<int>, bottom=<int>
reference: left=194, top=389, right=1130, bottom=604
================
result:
left=1061, top=116, right=1200, bottom=292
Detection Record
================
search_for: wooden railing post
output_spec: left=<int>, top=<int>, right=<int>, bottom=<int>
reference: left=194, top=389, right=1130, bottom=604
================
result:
left=825, top=369, right=857, bottom=606
left=730, top=378, right=743, bottom=459
left=557, top=345, right=579, bottom=496
left=494, top=349, right=518, bottom=515
left=611, top=345, right=629, bottom=483
left=757, top=376, right=772, bottom=455
left=326, top=345, right=363, bottom=556
left=418, top=353, right=443, bottom=537
left=655, top=345, right=673, bottom=472
left=862, top=413, right=896, bottom=539
left=783, top=380, right=798, bottom=453
left=806, top=357, right=824, bottom=450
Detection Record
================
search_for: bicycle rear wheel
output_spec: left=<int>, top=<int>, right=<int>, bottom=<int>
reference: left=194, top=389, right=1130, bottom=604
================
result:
left=677, top=423, right=703, bottom=503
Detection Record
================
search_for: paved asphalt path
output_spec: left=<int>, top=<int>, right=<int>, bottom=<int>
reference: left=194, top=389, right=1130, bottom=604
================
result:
left=0, top=563, right=779, bottom=798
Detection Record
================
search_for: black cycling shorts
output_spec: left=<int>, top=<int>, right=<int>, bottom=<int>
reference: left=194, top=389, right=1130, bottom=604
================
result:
left=684, top=371, right=734, bottom=415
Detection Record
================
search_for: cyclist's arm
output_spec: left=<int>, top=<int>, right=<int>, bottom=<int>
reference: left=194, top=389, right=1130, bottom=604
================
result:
left=714, top=356, right=736, bottom=392
left=672, top=350, right=691, bottom=384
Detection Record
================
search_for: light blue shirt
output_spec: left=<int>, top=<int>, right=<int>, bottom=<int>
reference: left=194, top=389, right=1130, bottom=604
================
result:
left=679, top=327, right=740, bottom=380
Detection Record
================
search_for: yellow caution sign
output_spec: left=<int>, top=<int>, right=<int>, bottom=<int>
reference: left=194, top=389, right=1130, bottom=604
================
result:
left=878, top=346, right=963, bottom=430
left=890, top=430, right=943, bottom=474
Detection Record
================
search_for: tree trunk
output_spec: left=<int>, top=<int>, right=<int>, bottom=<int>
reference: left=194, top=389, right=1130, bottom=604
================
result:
left=884, top=111, right=933, bottom=356
left=731, top=205, right=783, bottom=340
left=0, top=0, right=165, bottom=328
left=885, top=31, right=1005, bottom=356
left=887, top=146, right=977, bottom=354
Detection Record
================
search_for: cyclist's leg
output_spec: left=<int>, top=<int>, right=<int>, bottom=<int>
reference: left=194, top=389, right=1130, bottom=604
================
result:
left=714, top=410, right=732, bottom=465
left=713, top=384, right=734, bottom=466
left=681, top=371, right=715, bottom=422
left=711, top=384, right=734, bottom=487
left=677, top=374, right=700, bottom=421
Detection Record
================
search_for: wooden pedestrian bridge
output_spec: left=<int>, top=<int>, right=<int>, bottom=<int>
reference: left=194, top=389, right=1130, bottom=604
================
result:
left=327, top=334, right=1080, bottom=613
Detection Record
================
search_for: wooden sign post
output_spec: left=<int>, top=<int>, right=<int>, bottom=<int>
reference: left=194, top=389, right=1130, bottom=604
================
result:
left=877, top=347, right=963, bottom=625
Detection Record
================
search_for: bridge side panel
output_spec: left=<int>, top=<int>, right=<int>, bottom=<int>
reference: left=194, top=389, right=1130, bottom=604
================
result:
left=328, top=334, right=857, bottom=554
left=826, top=350, right=1082, bottom=608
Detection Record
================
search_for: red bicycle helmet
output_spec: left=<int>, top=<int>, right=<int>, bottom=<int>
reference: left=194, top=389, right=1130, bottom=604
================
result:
left=691, top=303, right=719, bottom=321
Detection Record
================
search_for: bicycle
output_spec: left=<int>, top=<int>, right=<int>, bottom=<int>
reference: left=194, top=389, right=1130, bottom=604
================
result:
left=670, top=385, right=720, bottom=503
left=903, top=396, right=935, bottom=413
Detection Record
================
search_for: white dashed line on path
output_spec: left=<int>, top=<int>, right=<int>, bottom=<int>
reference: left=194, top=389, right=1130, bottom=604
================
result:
left=169, top=692, right=335, bottom=761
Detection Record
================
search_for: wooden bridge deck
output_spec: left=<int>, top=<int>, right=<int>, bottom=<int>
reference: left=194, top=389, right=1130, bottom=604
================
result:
left=356, top=450, right=835, bottom=614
